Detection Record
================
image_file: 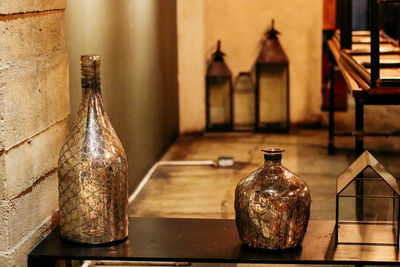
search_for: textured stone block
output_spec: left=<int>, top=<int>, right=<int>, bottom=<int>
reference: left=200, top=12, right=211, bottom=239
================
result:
left=0, top=172, right=57, bottom=252
left=13, top=216, right=53, bottom=267
left=0, top=4, right=68, bottom=267
left=7, top=172, right=58, bottom=250
left=0, top=152, right=5, bottom=195
left=0, top=200, right=10, bottom=251
left=0, top=120, right=67, bottom=200
left=0, top=11, right=65, bottom=65
left=0, top=51, right=69, bottom=150
left=0, top=0, right=65, bottom=15
left=0, top=209, right=53, bottom=267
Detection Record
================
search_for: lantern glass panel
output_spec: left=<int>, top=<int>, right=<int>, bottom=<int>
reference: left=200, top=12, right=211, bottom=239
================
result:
left=234, top=73, right=255, bottom=130
left=258, top=64, right=288, bottom=129
left=207, top=76, right=231, bottom=128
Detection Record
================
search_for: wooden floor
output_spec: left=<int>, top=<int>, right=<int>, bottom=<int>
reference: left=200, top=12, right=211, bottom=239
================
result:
left=130, top=129, right=400, bottom=221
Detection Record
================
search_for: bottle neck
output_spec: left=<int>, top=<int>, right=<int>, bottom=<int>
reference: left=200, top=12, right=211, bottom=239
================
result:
left=81, top=65, right=101, bottom=94
left=79, top=65, right=104, bottom=115
left=263, top=154, right=282, bottom=166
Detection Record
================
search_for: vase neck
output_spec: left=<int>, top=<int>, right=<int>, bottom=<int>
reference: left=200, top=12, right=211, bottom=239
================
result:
left=81, top=54, right=102, bottom=94
left=263, top=156, right=282, bottom=166
left=262, top=148, right=284, bottom=166
left=264, top=157, right=282, bottom=169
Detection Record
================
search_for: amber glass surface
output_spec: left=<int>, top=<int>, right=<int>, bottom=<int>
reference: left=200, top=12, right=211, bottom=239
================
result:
left=58, top=55, right=128, bottom=244
left=234, top=148, right=311, bottom=249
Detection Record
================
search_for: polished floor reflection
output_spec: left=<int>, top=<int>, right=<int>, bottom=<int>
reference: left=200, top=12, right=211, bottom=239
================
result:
left=130, top=129, right=400, bottom=221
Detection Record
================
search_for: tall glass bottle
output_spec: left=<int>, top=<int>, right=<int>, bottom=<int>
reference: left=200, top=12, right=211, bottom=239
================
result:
left=235, top=148, right=310, bottom=249
left=58, top=54, right=128, bottom=244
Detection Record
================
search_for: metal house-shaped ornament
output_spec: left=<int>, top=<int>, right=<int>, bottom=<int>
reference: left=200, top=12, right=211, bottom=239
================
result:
left=255, top=20, right=289, bottom=133
left=336, top=151, right=400, bottom=247
left=206, top=40, right=233, bottom=131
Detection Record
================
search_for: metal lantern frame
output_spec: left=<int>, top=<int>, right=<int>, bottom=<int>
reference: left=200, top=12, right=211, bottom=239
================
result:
left=336, top=151, right=400, bottom=247
left=206, top=40, right=233, bottom=131
left=255, top=20, right=290, bottom=133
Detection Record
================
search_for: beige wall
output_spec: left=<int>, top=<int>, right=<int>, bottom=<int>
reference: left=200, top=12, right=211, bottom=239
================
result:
left=0, top=1, right=69, bottom=266
left=177, top=0, right=206, bottom=133
left=178, top=0, right=323, bottom=133
left=66, top=0, right=179, bottom=193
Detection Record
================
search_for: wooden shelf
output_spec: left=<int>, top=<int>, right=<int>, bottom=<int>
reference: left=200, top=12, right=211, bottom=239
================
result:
left=328, top=38, right=400, bottom=95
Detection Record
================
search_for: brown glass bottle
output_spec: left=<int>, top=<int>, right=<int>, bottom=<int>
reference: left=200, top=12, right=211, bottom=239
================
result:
left=58, top=55, right=128, bottom=244
left=234, top=148, right=311, bottom=249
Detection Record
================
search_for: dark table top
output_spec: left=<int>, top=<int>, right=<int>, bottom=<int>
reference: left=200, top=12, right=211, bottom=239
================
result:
left=28, top=217, right=400, bottom=265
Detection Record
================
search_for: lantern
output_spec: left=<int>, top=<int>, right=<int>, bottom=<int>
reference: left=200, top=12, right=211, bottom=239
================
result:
left=233, top=72, right=255, bottom=131
left=206, top=40, right=233, bottom=131
left=255, top=20, right=289, bottom=133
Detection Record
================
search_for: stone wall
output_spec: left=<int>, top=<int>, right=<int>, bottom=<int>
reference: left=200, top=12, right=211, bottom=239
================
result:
left=0, top=1, right=69, bottom=266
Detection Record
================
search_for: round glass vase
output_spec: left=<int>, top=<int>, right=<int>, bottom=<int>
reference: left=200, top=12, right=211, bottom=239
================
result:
left=58, top=54, right=129, bottom=244
left=234, top=148, right=311, bottom=249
